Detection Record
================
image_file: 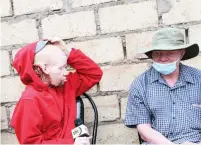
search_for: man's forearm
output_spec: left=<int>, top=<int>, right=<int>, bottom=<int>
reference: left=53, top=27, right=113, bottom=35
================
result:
left=137, top=124, right=175, bottom=145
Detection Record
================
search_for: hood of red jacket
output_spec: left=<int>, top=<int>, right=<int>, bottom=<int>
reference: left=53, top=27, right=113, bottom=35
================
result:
left=13, top=42, right=48, bottom=91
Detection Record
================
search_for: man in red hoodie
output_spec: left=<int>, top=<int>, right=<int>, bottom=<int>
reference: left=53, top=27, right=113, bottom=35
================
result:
left=11, top=38, right=103, bottom=144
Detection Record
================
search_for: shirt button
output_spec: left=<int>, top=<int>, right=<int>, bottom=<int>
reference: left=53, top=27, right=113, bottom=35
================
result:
left=173, top=117, right=176, bottom=119
left=163, top=134, right=168, bottom=138
left=173, top=102, right=175, bottom=104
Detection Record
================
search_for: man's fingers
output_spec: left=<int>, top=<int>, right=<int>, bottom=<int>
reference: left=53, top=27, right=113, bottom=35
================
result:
left=192, top=104, right=201, bottom=108
left=88, top=136, right=92, bottom=141
left=74, top=137, right=91, bottom=145
left=182, top=142, right=198, bottom=145
left=48, top=37, right=66, bottom=47
left=44, top=37, right=66, bottom=47
left=46, top=37, right=62, bottom=43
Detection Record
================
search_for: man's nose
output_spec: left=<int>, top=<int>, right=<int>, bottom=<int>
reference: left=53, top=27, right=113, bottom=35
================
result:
left=158, top=54, right=168, bottom=62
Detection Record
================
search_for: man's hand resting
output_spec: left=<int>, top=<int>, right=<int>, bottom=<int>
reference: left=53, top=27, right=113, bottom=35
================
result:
left=182, top=142, right=200, bottom=145
left=74, top=136, right=92, bottom=145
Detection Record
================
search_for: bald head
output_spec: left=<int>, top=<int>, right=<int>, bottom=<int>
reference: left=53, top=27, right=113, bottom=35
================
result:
left=34, top=44, right=67, bottom=66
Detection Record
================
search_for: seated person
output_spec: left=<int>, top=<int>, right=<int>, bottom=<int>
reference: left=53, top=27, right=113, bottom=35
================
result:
left=124, top=28, right=201, bottom=144
left=11, top=38, right=103, bottom=144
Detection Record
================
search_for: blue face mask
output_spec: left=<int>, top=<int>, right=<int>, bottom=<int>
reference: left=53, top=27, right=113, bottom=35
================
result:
left=152, top=61, right=177, bottom=75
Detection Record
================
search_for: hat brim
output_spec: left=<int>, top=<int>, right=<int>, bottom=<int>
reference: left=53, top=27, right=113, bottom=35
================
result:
left=144, top=43, right=199, bottom=60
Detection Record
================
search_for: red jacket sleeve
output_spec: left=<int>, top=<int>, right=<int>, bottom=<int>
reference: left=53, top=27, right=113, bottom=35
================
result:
left=10, top=99, right=72, bottom=144
left=66, top=48, right=103, bottom=96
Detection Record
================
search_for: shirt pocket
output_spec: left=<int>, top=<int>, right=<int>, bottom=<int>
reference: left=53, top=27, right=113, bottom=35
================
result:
left=187, top=84, right=201, bottom=104
left=189, top=95, right=201, bottom=105
left=188, top=105, right=201, bottom=130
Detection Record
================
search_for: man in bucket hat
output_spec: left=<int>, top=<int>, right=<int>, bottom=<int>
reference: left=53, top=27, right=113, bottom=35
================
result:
left=124, top=27, right=201, bottom=144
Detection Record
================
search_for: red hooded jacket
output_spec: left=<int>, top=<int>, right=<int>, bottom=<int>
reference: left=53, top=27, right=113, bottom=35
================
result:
left=11, top=42, right=103, bottom=144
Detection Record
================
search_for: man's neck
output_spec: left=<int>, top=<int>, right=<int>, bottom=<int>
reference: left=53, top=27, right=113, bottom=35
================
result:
left=162, top=67, right=180, bottom=87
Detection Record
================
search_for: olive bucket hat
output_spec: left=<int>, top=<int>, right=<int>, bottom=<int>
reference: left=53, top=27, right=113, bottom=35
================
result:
left=142, top=27, right=199, bottom=60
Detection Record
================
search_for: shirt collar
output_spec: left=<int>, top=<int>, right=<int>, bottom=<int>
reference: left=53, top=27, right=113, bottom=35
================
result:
left=179, top=64, right=194, bottom=84
left=149, top=67, right=161, bottom=83
left=149, top=63, right=195, bottom=84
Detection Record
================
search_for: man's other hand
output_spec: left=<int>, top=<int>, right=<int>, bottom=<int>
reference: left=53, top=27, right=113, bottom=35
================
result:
left=74, top=136, right=92, bottom=145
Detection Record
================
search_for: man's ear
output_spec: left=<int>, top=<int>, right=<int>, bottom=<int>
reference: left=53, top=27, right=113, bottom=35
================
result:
left=180, top=49, right=186, bottom=60
left=42, top=64, right=50, bottom=74
left=33, top=64, right=49, bottom=74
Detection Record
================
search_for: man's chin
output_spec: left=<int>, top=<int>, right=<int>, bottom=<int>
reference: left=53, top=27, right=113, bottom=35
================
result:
left=50, top=81, right=65, bottom=87
left=58, top=81, right=65, bottom=87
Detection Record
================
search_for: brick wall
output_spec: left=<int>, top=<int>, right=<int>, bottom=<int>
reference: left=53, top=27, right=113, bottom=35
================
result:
left=1, top=0, right=201, bottom=144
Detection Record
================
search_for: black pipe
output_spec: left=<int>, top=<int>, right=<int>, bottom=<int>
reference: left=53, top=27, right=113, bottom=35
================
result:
left=83, top=93, right=98, bottom=145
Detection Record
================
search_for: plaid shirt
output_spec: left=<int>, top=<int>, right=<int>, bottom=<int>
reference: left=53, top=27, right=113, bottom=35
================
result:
left=125, top=63, right=201, bottom=144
